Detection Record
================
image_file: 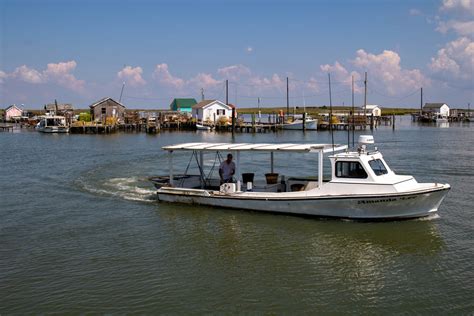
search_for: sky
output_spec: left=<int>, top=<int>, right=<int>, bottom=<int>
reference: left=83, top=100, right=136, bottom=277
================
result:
left=0, top=0, right=473, bottom=109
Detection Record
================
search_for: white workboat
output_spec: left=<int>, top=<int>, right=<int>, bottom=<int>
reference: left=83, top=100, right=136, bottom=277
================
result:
left=151, top=136, right=450, bottom=219
left=196, top=123, right=212, bottom=131
left=282, top=117, right=318, bottom=130
left=36, top=115, right=69, bottom=133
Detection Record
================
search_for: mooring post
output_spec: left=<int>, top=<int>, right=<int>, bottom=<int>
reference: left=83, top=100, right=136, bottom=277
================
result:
left=392, top=114, right=395, bottom=131
left=231, top=108, right=235, bottom=135
left=303, top=112, right=307, bottom=132
left=251, top=113, right=255, bottom=133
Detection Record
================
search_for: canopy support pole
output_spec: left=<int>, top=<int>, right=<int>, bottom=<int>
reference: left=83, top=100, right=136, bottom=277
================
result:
left=318, top=150, right=323, bottom=188
left=270, top=152, right=274, bottom=173
left=169, top=150, right=174, bottom=187
left=199, top=151, right=204, bottom=188
left=235, top=151, right=241, bottom=183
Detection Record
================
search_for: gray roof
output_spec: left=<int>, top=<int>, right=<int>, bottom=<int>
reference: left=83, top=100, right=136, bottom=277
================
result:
left=192, top=99, right=216, bottom=109
left=45, top=103, right=74, bottom=111
left=423, top=103, right=447, bottom=109
left=89, top=97, right=126, bottom=109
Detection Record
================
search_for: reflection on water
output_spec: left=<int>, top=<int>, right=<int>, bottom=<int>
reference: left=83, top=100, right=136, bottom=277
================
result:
left=0, top=117, right=472, bottom=314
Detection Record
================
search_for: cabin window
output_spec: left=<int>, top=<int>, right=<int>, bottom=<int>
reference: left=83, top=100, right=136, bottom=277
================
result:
left=101, top=107, right=106, bottom=115
left=335, top=161, right=368, bottom=178
left=369, top=159, right=388, bottom=176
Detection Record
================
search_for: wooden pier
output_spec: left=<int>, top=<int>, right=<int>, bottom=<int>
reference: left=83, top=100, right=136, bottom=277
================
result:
left=0, top=123, right=14, bottom=132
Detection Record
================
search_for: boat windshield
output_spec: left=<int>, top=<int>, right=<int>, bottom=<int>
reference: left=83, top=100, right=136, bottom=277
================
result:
left=335, top=161, right=368, bottom=178
left=369, top=159, right=388, bottom=176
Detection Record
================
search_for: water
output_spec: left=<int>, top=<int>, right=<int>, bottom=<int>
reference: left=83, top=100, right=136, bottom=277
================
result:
left=0, top=117, right=473, bottom=313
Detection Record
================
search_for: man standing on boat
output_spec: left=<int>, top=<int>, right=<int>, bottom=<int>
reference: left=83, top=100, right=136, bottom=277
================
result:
left=219, top=154, right=236, bottom=184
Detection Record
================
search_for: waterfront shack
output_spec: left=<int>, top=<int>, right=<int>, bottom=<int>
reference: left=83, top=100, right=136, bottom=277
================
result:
left=4, top=104, right=23, bottom=122
left=363, top=105, right=382, bottom=117
left=45, top=103, right=75, bottom=124
left=423, top=103, right=450, bottom=118
left=192, top=99, right=236, bottom=124
left=169, top=98, right=197, bottom=113
left=89, top=97, right=126, bottom=124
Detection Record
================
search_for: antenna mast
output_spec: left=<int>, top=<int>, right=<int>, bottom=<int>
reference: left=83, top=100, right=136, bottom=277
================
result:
left=352, top=75, right=355, bottom=148
left=119, top=82, right=125, bottom=103
left=328, top=73, right=334, bottom=153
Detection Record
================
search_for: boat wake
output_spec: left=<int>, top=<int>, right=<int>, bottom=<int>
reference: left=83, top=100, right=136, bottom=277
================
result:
left=415, top=213, right=441, bottom=221
left=77, top=176, right=157, bottom=203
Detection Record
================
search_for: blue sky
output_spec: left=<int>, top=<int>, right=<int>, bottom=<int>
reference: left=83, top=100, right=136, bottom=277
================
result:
left=0, top=0, right=472, bottom=109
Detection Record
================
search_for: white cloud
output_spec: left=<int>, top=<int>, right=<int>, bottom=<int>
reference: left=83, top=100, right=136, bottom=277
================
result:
left=217, top=64, right=251, bottom=81
left=437, top=20, right=474, bottom=36
left=320, top=61, right=363, bottom=92
left=430, top=37, right=474, bottom=80
left=152, top=63, right=185, bottom=89
left=11, top=65, right=45, bottom=84
left=43, top=61, right=85, bottom=92
left=5, top=61, right=85, bottom=92
left=440, top=0, right=474, bottom=15
left=306, top=77, right=320, bottom=92
left=351, top=49, right=429, bottom=95
left=249, top=73, right=286, bottom=92
left=246, top=46, right=253, bottom=53
left=188, top=73, right=221, bottom=89
left=0, top=70, right=8, bottom=84
left=117, top=66, right=146, bottom=87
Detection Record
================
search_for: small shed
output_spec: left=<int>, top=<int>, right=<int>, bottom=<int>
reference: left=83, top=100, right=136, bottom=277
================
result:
left=363, top=105, right=382, bottom=117
left=192, top=100, right=235, bottom=123
left=169, top=98, right=197, bottom=113
left=5, top=105, right=23, bottom=121
left=423, top=103, right=450, bottom=117
left=89, top=97, right=126, bottom=124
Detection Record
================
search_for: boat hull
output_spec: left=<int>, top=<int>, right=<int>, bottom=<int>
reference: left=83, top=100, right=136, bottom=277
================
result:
left=38, top=126, right=69, bottom=133
left=282, top=119, right=318, bottom=130
left=157, top=186, right=450, bottom=219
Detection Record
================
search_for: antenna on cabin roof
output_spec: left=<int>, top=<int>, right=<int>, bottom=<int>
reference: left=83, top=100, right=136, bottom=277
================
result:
left=119, top=82, right=125, bottom=103
left=328, top=73, right=335, bottom=154
left=201, top=88, right=205, bottom=101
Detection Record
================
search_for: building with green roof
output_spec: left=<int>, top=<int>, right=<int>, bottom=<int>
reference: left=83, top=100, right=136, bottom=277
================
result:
left=169, top=98, right=197, bottom=113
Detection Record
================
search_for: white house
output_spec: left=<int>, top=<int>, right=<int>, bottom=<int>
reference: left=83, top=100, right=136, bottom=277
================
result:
left=5, top=104, right=23, bottom=121
left=192, top=99, right=236, bottom=123
left=423, top=103, right=450, bottom=117
left=362, top=105, right=382, bottom=117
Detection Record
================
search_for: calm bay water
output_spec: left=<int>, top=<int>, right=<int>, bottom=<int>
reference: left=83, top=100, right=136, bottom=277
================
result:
left=0, top=116, right=473, bottom=314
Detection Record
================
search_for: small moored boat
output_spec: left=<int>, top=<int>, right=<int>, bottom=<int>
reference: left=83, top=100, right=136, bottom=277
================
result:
left=196, top=123, right=212, bottom=131
left=282, top=116, right=318, bottom=130
left=151, top=136, right=450, bottom=219
left=36, top=115, right=69, bottom=133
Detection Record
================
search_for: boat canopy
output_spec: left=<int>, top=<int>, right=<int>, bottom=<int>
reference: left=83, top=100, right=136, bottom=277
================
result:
left=163, top=142, right=347, bottom=153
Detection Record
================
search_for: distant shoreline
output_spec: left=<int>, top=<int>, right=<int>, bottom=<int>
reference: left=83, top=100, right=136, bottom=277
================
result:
left=19, top=106, right=419, bottom=117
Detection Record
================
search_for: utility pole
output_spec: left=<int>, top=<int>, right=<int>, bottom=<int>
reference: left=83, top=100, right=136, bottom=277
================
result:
left=420, top=87, right=423, bottom=116
left=119, top=82, right=125, bottom=103
left=201, top=88, right=205, bottom=101
left=363, top=72, right=367, bottom=123
left=286, top=77, right=289, bottom=120
left=226, top=79, right=229, bottom=105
